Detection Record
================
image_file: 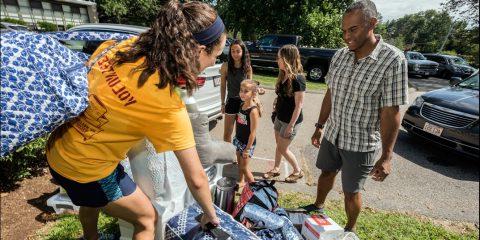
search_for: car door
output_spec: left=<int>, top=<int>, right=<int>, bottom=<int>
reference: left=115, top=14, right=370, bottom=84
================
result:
left=250, top=35, right=276, bottom=68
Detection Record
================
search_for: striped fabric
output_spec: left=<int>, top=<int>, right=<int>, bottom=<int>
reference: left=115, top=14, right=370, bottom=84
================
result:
left=323, top=35, right=408, bottom=152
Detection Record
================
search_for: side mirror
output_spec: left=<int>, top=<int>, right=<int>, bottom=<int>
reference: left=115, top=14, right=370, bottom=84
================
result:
left=449, top=77, right=462, bottom=86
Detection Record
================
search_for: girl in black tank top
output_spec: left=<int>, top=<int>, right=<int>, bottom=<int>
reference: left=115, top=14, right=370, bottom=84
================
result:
left=233, top=80, right=262, bottom=185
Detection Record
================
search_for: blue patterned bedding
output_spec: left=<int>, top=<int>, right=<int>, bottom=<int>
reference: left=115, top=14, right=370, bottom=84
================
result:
left=0, top=31, right=134, bottom=156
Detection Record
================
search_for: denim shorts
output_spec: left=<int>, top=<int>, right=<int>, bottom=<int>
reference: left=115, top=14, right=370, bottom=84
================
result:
left=233, top=137, right=256, bottom=158
left=273, top=118, right=301, bottom=140
left=49, top=164, right=136, bottom=208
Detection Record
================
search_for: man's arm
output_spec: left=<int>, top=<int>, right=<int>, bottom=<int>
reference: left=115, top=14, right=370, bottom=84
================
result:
left=369, top=105, right=401, bottom=181
left=311, top=88, right=332, bottom=148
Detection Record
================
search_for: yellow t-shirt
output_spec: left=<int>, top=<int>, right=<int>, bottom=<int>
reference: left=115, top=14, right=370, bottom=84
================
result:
left=47, top=38, right=195, bottom=183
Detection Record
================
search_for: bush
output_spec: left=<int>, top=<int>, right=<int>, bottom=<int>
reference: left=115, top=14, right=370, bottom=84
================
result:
left=1, top=17, right=27, bottom=26
left=0, top=137, right=48, bottom=192
left=66, top=23, right=74, bottom=30
left=37, top=21, right=58, bottom=32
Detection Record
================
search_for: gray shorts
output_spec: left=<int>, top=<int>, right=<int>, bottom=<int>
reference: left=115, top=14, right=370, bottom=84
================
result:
left=316, top=138, right=378, bottom=193
left=273, top=118, right=301, bottom=140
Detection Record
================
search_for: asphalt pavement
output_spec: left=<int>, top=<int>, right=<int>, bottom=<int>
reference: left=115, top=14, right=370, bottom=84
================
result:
left=209, top=76, right=479, bottom=224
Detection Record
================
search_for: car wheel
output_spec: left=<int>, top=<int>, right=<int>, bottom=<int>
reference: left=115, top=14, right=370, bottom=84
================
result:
left=442, top=71, right=452, bottom=79
left=307, top=65, right=324, bottom=82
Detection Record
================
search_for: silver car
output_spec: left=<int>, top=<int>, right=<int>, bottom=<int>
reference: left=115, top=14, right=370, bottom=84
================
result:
left=63, top=23, right=222, bottom=121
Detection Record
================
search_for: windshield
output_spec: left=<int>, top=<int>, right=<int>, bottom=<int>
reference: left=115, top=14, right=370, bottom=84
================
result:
left=458, top=73, right=479, bottom=90
left=407, top=52, right=426, bottom=60
left=449, top=57, right=468, bottom=66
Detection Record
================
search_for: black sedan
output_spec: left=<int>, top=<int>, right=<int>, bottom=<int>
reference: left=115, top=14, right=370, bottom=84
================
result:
left=402, top=72, right=479, bottom=159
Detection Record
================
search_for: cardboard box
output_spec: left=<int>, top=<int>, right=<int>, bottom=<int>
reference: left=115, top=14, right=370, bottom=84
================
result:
left=301, top=214, right=344, bottom=240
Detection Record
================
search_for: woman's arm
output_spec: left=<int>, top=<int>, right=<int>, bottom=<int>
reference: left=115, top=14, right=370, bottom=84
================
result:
left=243, top=108, right=259, bottom=158
left=220, top=63, right=227, bottom=112
left=174, top=147, right=219, bottom=224
left=247, top=66, right=253, bottom=80
left=289, top=91, right=305, bottom=126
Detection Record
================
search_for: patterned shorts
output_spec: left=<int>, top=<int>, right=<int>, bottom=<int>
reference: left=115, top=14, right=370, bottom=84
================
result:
left=233, top=137, right=256, bottom=158
left=49, top=164, right=136, bottom=207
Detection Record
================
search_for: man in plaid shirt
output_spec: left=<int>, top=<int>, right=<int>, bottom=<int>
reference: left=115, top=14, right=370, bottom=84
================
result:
left=304, top=0, right=408, bottom=233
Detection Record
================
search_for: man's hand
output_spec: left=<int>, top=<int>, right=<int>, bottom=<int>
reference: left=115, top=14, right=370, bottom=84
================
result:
left=311, top=129, right=323, bottom=148
left=369, top=155, right=392, bottom=181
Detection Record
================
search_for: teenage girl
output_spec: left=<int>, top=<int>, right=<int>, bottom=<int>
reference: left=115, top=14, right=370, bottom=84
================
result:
left=263, top=45, right=306, bottom=183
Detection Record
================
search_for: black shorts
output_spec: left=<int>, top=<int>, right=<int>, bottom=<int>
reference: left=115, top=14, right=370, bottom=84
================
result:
left=49, top=164, right=136, bottom=208
left=225, top=97, right=242, bottom=115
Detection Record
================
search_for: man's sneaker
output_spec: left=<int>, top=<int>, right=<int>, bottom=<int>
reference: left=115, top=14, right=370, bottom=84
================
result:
left=300, top=204, right=325, bottom=215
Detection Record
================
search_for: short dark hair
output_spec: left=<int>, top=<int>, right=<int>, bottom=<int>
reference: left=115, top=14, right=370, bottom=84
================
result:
left=344, top=0, right=378, bottom=22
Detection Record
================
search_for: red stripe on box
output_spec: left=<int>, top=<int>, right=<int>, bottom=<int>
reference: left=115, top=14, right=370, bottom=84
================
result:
left=305, top=221, right=320, bottom=238
left=311, top=215, right=332, bottom=226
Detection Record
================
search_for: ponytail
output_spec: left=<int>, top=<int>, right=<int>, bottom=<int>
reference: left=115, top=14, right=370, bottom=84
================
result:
left=114, top=0, right=224, bottom=96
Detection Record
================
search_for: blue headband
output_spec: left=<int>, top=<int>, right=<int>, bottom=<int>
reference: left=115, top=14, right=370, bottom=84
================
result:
left=193, top=16, right=225, bottom=45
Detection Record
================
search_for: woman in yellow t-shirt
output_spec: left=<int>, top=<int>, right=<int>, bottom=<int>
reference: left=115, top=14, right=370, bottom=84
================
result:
left=46, top=1, right=226, bottom=239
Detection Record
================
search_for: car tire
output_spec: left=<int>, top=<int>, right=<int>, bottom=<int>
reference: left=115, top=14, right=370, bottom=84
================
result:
left=442, top=70, right=452, bottom=79
left=307, top=65, right=325, bottom=82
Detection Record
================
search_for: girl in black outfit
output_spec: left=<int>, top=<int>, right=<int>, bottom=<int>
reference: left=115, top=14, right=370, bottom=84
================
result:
left=233, top=80, right=262, bottom=185
left=263, top=45, right=305, bottom=183
left=220, top=40, right=252, bottom=143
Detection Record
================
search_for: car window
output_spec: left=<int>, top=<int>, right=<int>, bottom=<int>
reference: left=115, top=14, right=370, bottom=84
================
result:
left=61, top=40, right=105, bottom=55
left=458, top=74, right=479, bottom=90
left=450, top=57, right=468, bottom=66
left=258, top=36, right=275, bottom=47
left=436, top=56, right=447, bottom=64
left=11, top=25, right=28, bottom=31
left=274, top=36, right=296, bottom=47
left=409, top=52, right=426, bottom=60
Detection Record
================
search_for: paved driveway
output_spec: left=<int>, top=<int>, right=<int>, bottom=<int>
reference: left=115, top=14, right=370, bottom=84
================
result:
left=210, top=76, right=479, bottom=224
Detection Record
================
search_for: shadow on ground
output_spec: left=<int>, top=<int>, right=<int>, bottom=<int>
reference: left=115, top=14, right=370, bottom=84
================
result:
left=394, top=129, right=479, bottom=182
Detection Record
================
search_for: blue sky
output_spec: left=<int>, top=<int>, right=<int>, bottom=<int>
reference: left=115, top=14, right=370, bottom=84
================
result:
left=372, top=0, right=445, bottom=21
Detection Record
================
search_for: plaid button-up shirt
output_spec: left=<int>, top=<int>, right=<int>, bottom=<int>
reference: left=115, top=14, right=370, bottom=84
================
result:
left=324, top=36, right=408, bottom=152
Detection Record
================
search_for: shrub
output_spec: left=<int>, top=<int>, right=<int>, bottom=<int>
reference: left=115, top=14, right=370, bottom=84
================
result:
left=37, top=21, right=58, bottom=32
left=0, top=137, right=48, bottom=192
left=1, top=17, right=27, bottom=26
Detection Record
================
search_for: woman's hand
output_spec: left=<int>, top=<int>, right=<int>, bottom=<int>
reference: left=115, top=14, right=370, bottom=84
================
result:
left=200, top=213, right=220, bottom=229
left=284, top=124, right=293, bottom=138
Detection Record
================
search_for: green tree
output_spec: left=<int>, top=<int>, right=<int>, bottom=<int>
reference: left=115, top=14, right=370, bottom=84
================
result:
left=96, top=0, right=163, bottom=26
left=37, top=21, right=58, bottom=32
left=442, top=0, right=479, bottom=26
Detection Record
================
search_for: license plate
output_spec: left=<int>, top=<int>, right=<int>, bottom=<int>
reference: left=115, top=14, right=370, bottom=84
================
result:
left=424, top=72, right=429, bottom=76
left=423, top=122, right=443, bottom=136
left=213, top=76, right=221, bottom=87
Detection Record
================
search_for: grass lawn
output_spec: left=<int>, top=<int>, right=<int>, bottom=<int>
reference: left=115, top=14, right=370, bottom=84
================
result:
left=36, top=192, right=478, bottom=240
left=253, top=72, right=327, bottom=91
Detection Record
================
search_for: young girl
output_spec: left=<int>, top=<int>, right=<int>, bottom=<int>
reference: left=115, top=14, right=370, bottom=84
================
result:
left=263, top=44, right=305, bottom=183
left=233, top=79, right=262, bottom=185
left=220, top=40, right=253, bottom=143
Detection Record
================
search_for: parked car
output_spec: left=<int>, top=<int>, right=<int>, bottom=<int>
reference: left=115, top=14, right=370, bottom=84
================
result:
left=1, top=22, right=30, bottom=31
left=60, top=23, right=222, bottom=121
left=402, top=71, right=479, bottom=159
left=247, top=34, right=337, bottom=81
left=404, top=51, right=438, bottom=78
left=423, top=53, right=477, bottom=79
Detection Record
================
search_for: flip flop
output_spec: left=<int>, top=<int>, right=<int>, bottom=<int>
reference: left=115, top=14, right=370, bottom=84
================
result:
left=299, top=204, right=325, bottom=215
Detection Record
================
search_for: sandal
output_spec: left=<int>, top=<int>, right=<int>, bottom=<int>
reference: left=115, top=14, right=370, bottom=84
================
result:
left=263, top=169, right=280, bottom=179
left=285, top=170, right=304, bottom=183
